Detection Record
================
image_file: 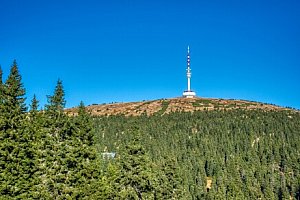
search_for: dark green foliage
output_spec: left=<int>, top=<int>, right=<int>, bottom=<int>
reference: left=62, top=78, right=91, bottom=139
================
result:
left=1, top=61, right=300, bottom=199
left=156, top=157, right=183, bottom=199
left=0, top=66, right=3, bottom=85
left=156, top=100, right=169, bottom=115
left=107, top=133, right=159, bottom=199
left=33, top=87, right=100, bottom=199
left=0, top=65, right=103, bottom=199
left=94, top=109, right=300, bottom=199
left=99, top=129, right=184, bottom=199
left=46, top=79, right=65, bottom=112
left=78, top=101, right=86, bottom=116
left=1, top=60, right=27, bottom=129
left=0, top=60, right=32, bottom=198
left=0, top=66, right=4, bottom=121
left=4, top=60, right=27, bottom=113
left=30, top=94, right=39, bottom=112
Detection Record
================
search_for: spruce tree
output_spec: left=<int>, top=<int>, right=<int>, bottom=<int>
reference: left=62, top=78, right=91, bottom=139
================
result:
left=74, top=101, right=94, bottom=146
left=0, top=60, right=27, bottom=129
left=0, top=66, right=4, bottom=126
left=36, top=87, right=101, bottom=198
left=109, top=133, right=159, bottom=199
left=45, top=79, right=65, bottom=113
left=0, top=61, right=35, bottom=198
left=0, top=66, right=3, bottom=96
left=156, top=157, right=183, bottom=199
left=35, top=80, right=69, bottom=198
left=67, top=101, right=101, bottom=198
left=0, top=59, right=27, bottom=129
left=4, top=60, right=27, bottom=114
left=30, top=94, right=39, bottom=112
left=0, top=65, right=3, bottom=85
left=0, top=65, right=3, bottom=102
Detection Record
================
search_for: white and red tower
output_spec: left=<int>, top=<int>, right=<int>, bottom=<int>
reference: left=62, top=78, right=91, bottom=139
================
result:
left=183, top=46, right=196, bottom=98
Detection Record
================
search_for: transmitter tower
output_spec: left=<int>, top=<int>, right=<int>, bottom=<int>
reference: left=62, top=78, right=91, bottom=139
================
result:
left=182, top=46, right=196, bottom=98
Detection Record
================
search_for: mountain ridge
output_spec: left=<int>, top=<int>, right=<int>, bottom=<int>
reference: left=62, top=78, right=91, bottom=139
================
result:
left=66, top=97, right=296, bottom=117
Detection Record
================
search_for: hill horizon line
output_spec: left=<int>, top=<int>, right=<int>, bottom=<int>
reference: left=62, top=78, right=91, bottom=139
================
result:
left=66, top=96, right=299, bottom=117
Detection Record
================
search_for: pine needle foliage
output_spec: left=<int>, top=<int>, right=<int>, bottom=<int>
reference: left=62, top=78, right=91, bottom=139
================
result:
left=0, top=65, right=103, bottom=199
left=109, top=133, right=158, bottom=199
left=94, top=109, right=300, bottom=199
left=46, top=79, right=65, bottom=113
left=1, top=60, right=300, bottom=199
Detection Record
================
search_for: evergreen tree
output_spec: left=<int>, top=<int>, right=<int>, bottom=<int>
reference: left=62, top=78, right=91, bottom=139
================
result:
left=4, top=60, right=27, bottom=114
left=45, top=79, right=65, bottom=113
left=74, top=101, right=94, bottom=146
left=109, top=133, right=159, bottom=199
left=30, top=94, right=39, bottom=112
left=0, top=60, right=27, bottom=125
left=0, top=65, right=3, bottom=85
left=0, top=66, right=3, bottom=97
left=0, top=65, right=3, bottom=105
left=33, top=80, right=69, bottom=198
left=35, top=91, right=101, bottom=198
left=0, top=61, right=34, bottom=198
left=0, top=66, right=4, bottom=126
left=64, top=101, right=101, bottom=198
left=156, top=157, right=183, bottom=199
left=78, top=100, right=86, bottom=116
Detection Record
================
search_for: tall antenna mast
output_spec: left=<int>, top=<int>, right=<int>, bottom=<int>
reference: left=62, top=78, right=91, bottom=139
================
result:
left=183, top=46, right=196, bottom=98
left=187, top=46, right=191, bottom=91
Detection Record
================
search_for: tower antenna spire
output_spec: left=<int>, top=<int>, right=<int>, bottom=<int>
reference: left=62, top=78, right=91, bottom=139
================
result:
left=183, top=45, right=196, bottom=98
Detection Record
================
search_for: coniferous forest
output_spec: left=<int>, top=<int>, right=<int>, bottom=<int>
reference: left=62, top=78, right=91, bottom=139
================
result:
left=1, top=61, right=300, bottom=199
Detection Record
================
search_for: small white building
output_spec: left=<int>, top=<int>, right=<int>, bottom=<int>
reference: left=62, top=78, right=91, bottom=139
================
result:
left=102, top=152, right=116, bottom=159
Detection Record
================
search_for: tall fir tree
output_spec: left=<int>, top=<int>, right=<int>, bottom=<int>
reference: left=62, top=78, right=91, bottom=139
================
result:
left=0, top=60, right=27, bottom=131
left=0, top=60, right=27, bottom=130
left=0, top=61, right=35, bottom=198
left=75, top=101, right=94, bottom=146
left=35, top=80, right=69, bottom=198
left=4, top=60, right=27, bottom=115
left=45, top=79, right=65, bottom=113
left=0, top=65, right=3, bottom=85
left=30, top=94, right=39, bottom=112
left=35, top=85, right=101, bottom=198
left=0, top=66, right=3, bottom=92
left=66, top=101, right=102, bottom=198
left=0, top=66, right=4, bottom=125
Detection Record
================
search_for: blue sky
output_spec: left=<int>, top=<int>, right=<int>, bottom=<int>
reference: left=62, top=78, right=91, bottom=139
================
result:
left=1, top=0, right=299, bottom=109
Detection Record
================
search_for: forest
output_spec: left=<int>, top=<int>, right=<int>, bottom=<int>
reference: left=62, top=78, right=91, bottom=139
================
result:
left=1, top=61, right=300, bottom=199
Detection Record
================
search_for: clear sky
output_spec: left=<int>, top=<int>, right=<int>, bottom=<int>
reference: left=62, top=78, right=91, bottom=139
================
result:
left=1, top=0, right=299, bottom=109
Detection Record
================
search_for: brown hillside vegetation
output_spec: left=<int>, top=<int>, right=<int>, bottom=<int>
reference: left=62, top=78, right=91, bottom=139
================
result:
left=66, top=97, right=295, bottom=117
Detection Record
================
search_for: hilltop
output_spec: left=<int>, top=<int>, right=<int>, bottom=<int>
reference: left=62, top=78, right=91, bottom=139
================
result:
left=66, top=97, right=294, bottom=116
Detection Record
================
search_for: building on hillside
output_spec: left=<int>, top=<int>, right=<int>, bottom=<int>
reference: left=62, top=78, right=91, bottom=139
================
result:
left=102, top=152, right=116, bottom=159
